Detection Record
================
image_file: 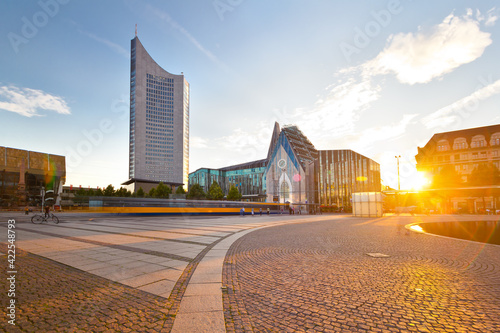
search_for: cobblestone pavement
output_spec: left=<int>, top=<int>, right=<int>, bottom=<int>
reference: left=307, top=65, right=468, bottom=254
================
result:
left=0, top=212, right=325, bottom=332
left=0, top=243, right=170, bottom=333
left=223, top=216, right=500, bottom=332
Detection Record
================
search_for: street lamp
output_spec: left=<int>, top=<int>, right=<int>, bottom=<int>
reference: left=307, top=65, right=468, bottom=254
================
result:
left=395, top=155, right=401, bottom=191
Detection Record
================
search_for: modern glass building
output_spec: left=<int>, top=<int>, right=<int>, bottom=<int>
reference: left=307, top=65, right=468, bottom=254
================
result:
left=189, top=122, right=381, bottom=210
left=188, top=159, right=267, bottom=201
left=315, top=150, right=381, bottom=209
left=127, top=35, right=189, bottom=189
left=0, top=146, right=66, bottom=208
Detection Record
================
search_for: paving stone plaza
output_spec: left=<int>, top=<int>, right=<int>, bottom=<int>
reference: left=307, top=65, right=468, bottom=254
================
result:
left=0, top=212, right=499, bottom=332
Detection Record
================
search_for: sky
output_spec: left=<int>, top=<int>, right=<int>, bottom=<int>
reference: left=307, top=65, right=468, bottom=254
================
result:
left=1, top=0, right=499, bottom=191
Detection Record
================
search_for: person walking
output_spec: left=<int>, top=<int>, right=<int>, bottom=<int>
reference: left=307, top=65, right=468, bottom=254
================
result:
left=251, top=208, right=255, bottom=216
left=259, top=208, right=262, bottom=216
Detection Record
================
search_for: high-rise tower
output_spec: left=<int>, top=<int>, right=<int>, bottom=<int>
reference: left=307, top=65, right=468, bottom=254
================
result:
left=128, top=36, right=189, bottom=189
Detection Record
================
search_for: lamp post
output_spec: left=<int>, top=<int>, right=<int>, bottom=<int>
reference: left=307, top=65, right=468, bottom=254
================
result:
left=395, top=155, right=401, bottom=212
left=395, top=155, right=401, bottom=191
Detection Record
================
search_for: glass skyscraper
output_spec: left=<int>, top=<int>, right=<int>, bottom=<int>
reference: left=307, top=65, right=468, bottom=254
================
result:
left=128, top=36, right=189, bottom=188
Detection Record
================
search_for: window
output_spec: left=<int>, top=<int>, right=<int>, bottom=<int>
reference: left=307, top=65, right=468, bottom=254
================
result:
left=453, top=138, right=467, bottom=150
left=471, top=135, right=486, bottom=149
left=491, top=133, right=500, bottom=146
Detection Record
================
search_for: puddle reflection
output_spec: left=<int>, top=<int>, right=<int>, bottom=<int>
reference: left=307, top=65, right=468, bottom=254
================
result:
left=417, top=221, right=500, bottom=245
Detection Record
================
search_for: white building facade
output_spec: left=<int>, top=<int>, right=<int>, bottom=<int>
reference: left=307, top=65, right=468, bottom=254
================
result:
left=128, top=36, right=189, bottom=188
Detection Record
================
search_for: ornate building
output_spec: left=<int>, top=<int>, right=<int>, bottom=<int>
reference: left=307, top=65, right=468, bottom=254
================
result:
left=416, top=124, right=500, bottom=213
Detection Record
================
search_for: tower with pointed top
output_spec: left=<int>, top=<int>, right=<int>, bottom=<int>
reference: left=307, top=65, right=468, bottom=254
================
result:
left=128, top=35, right=189, bottom=189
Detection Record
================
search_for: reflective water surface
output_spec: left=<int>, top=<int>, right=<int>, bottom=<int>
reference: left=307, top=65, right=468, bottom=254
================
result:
left=418, top=220, right=500, bottom=245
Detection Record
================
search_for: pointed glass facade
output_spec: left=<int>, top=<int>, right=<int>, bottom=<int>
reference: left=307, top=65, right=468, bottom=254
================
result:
left=189, top=123, right=381, bottom=210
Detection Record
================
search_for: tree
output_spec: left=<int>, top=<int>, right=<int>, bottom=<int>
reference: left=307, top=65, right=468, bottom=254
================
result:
left=154, top=182, right=172, bottom=198
left=75, top=188, right=87, bottom=197
left=468, top=163, right=500, bottom=186
left=207, top=181, right=224, bottom=200
left=430, top=165, right=461, bottom=189
left=175, top=186, right=186, bottom=195
left=468, top=163, right=500, bottom=212
left=114, top=187, right=132, bottom=197
left=186, top=183, right=206, bottom=200
left=148, top=188, right=156, bottom=197
left=227, top=185, right=242, bottom=201
left=94, top=188, right=104, bottom=196
left=136, top=187, right=145, bottom=197
left=104, top=184, right=115, bottom=196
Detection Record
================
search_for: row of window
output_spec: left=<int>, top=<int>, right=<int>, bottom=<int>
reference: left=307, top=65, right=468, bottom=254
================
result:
left=437, top=135, right=500, bottom=151
left=430, top=150, right=499, bottom=162
left=146, top=73, right=174, bottom=83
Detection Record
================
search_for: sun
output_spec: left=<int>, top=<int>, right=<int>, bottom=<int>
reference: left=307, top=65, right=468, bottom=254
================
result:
left=408, top=172, right=429, bottom=190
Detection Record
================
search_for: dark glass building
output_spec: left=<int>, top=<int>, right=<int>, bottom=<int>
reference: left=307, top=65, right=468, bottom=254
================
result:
left=315, top=150, right=381, bottom=209
left=189, top=159, right=267, bottom=201
left=0, top=146, right=66, bottom=208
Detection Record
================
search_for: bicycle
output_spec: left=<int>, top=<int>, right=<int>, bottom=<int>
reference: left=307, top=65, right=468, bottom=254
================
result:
left=31, top=213, right=59, bottom=224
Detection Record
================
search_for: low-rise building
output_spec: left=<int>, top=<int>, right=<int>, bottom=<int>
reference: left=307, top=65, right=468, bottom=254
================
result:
left=0, top=146, right=66, bottom=208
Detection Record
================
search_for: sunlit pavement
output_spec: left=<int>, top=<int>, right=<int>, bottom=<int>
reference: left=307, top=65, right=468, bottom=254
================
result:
left=0, top=212, right=331, bottom=332
left=0, top=213, right=499, bottom=332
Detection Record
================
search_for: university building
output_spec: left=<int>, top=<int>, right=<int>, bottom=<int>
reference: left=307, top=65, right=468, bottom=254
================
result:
left=416, top=124, right=500, bottom=213
left=189, top=159, right=267, bottom=201
left=189, top=123, right=381, bottom=211
left=124, top=33, right=189, bottom=192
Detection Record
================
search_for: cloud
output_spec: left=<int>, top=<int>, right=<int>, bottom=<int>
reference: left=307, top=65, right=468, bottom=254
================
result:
left=0, top=85, right=71, bottom=117
left=146, top=5, right=230, bottom=71
left=362, top=10, right=493, bottom=84
left=351, top=114, right=418, bottom=150
left=190, top=136, right=208, bottom=149
left=484, top=7, right=499, bottom=26
left=288, top=77, right=381, bottom=147
left=422, top=78, right=500, bottom=129
left=79, top=30, right=128, bottom=58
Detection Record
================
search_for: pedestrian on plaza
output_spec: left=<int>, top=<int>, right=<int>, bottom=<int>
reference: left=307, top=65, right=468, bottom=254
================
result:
left=251, top=208, right=254, bottom=216
left=25, top=205, right=29, bottom=215
left=240, top=208, right=244, bottom=217
left=44, top=205, right=50, bottom=218
left=267, top=207, right=270, bottom=215
left=259, top=208, right=262, bottom=216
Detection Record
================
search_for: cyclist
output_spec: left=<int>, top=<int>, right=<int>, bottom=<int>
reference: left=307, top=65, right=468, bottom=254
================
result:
left=44, top=205, right=50, bottom=218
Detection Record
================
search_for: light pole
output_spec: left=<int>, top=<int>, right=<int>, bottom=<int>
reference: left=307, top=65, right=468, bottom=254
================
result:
left=395, top=155, right=401, bottom=212
left=395, top=155, right=401, bottom=191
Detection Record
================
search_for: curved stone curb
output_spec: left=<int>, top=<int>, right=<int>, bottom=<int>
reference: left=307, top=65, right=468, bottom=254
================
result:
left=171, top=215, right=335, bottom=332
